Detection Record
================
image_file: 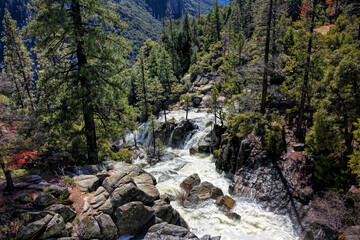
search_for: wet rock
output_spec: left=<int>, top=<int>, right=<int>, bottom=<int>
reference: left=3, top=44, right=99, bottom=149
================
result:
left=190, top=146, right=199, bottom=155
left=225, top=212, right=241, bottom=220
left=77, top=175, right=99, bottom=192
left=180, top=173, right=201, bottom=192
left=95, top=213, right=117, bottom=240
left=46, top=204, right=76, bottom=222
left=143, top=222, right=198, bottom=240
left=216, top=195, right=236, bottom=210
left=74, top=216, right=102, bottom=239
left=17, top=214, right=53, bottom=240
left=113, top=201, right=155, bottom=235
left=99, top=198, right=114, bottom=215
left=111, top=183, right=154, bottom=207
left=201, top=235, right=221, bottom=240
left=300, top=230, right=314, bottom=240
left=170, top=120, right=197, bottom=148
left=40, top=214, right=65, bottom=239
left=153, top=199, right=188, bottom=228
left=33, top=194, right=56, bottom=208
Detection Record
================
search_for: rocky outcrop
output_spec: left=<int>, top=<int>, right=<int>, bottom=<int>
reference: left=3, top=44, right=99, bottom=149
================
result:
left=2, top=161, right=206, bottom=240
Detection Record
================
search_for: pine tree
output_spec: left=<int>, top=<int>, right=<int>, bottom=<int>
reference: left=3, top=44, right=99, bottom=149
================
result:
left=2, top=9, right=35, bottom=112
left=28, top=0, right=131, bottom=163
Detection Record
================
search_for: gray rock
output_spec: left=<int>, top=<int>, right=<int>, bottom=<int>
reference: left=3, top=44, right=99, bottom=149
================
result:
left=134, top=172, right=157, bottom=185
left=94, top=186, right=107, bottom=197
left=201, top=235, right=222, bottom=240
left=91, top=193, right=108, bottom=209
left=26, top=175, right=43, bottom=183
left=40, top=214, right=65, bottom=239
left=14, top=182, right=31, bottom=189
left=111, top=183, right=154, bottom=207
left=99, top=198, right=114, bottom=215
left=113, top=201, right=155, bottom=235
left=17, top=214, right=53, bottom=240
left=61, top=222, right=73, bottom=237
left=137, top=184, right=160, bottom=200
left=33, top=194, right=56, bottom=208
left=77, top=175, right=99, bottom=192
left=143, top=222, right=198, bottom=240
left=102, top=172, right=129, bottom=193
left=95, top=213, right=117, bottom=240
left=180, top=173, right=201, bottom=192
left=45, top=185, right=70, bottom=199
left=15, top=193, right=33, bottom=203
left=153, top=199, right=188, bottom=228
left=46, top=204, right=76, bottom=222
left=74, top=216, right=103, bottom=239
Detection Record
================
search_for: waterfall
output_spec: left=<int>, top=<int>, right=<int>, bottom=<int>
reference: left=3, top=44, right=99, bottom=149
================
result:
left=130, top=109, right=299, bottom=240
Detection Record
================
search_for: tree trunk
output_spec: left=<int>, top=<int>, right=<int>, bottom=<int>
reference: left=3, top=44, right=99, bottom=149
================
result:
left=71, top=0, right=98, bottom=164
left=296, top=0, right=317, bottom=139
left=140, top=57, right=148, bottom=121
left=0, top=162, right=13, bottom=190
left=260, top=0, right=273, bottom=115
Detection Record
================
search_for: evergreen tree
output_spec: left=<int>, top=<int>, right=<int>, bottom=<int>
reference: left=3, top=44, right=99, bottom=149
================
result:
left=28, top=0, right=131, bottom=163
left=2, top=9, right=35, bottom=112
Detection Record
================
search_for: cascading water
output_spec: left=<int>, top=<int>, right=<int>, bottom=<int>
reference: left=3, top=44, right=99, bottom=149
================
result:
left=132, top=109, right=299, bottom=240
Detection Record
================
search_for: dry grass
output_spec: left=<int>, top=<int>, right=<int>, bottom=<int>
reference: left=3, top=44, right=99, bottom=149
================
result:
left=175, top=190, right=188, bottom=206
left=314, top=24, right=335, bottom=35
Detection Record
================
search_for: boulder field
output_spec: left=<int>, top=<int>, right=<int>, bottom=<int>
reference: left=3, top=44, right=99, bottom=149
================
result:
left=0, top=161, right=220, bottom=240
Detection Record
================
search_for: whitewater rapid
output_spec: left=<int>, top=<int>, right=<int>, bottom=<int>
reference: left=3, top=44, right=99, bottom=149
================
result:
left=133, top=109, right=299, bottom=240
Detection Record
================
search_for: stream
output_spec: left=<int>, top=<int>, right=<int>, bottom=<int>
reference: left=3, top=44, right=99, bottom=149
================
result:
left=131, top=109, right=299, bottom=240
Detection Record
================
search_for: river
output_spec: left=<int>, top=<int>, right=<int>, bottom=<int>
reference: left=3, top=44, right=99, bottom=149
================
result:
left=132, top=109, right=299, bottom=240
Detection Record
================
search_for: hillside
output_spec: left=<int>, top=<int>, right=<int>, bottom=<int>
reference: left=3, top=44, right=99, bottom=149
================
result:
left=0, top=0, right=225, bottom=62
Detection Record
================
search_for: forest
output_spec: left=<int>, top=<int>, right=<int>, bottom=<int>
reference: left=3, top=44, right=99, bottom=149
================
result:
left=1, top=0, right=360, bottom=239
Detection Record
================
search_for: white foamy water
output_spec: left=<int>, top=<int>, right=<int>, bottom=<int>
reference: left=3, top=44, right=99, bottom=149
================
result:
left=133, top=109, right=299, bottom=240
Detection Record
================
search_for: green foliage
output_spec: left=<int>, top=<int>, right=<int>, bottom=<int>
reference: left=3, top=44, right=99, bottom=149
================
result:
left=227, top=112, right=267, bottom=139
left=306, top=108, right=340, bottom=154
left=2, top=9, right=35, bottom=111
left=264, top=122, right=283, bottom=157
left=313, top=154, right=354, bottom=192
left=28, top=0, right=133, bottom=163
left=0, top=219, right=21, bottom=240
left=61, top=175, right=76, bottom=189
left=349, top=120, right=360, bottom=178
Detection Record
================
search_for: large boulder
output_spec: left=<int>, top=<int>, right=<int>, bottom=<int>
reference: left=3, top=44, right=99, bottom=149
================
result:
left=184, top=182, right=223, bottom=207
left=134, top=172, right=157, bottom=185
left=102, top=173, right=132, bottom=193
left=180, top=174, right=201, bottom=192
left=77, top=175, right=100, bottom=192
left=46, top=204, right=76, bottom=222
left=137, top=184, right=160, bottom=200
left=153, top=199, right=188, bottom=228
left=111, top=183, right=154, bottom=207
left=95, top=213, right=117, bottom=240
left=33, top=194, right=55, bottom=208
left=99, top=198, right=114, bottom=215
left=74, top=216, right=103, bottom=239
left=17, top=214, right=53, bottom=240
left=170, top=121, right=197, bottom=148
left=216, top=195, right=236, bottom=210
left=40, top=214, right=65, bottom=239
left=113, top=201, right=155, bottom=236
left=143, top=222, right=198, bottom=240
